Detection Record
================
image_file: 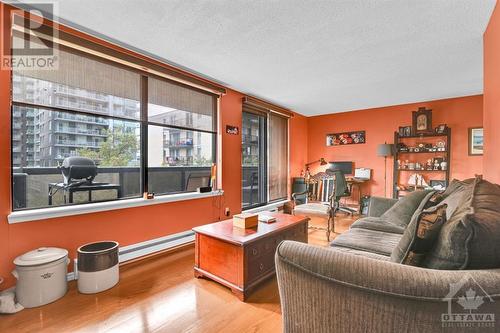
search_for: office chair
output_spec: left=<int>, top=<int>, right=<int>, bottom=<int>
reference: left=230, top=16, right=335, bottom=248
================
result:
left=328, top=169, right=357, bottom=216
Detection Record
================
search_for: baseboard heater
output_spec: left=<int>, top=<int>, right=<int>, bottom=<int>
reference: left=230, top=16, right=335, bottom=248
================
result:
left=67, top=230, right=195, bottom=281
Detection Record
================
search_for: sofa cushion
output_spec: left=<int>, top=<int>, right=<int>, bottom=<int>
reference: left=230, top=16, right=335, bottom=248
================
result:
left=350, top=217, right=405, bottom=234
left=381, top=190, right=434, bottom=227
left=390, top=204, right=448, bottom=265
left=330, top=228, right=402, bottom=256
left=330, top=246, right=391, bottom=261
left=424, top=177, right=500, bottom=269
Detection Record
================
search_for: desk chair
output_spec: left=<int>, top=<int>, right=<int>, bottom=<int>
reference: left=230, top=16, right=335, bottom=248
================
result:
left=327, top=169, right=357, bottom=217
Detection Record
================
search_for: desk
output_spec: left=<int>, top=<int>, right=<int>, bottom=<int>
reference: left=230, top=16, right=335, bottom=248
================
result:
left=345, top=177, right=368, bottom=209
left=48, top=182, right=121, bottom=205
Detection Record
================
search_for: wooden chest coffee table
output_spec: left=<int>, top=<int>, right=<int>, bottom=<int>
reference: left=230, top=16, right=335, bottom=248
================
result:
left=193, top=212, right=309, bottom=301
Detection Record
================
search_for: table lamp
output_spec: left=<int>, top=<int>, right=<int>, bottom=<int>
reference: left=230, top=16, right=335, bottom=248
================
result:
left=304, top=158, right=327, bottom=179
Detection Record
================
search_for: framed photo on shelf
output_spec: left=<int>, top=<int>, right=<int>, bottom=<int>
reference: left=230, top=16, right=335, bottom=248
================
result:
left=468, top=127, right=484, bottom=156
left=430, top=180, right=447, bottom=190
left=403, top=126, right=412, bottom=137
left=435, top=124, right=448, bottom=134
left=412, top=107, right=433, bottom=135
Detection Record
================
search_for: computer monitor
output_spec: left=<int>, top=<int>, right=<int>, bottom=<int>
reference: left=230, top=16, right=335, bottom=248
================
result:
left=328, top=161, right=353, bottom=175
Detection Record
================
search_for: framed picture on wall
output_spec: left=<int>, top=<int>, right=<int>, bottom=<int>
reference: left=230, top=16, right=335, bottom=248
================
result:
left=412, top=107, right=433, bottom=135
left=468, top=127, right=484, bottom=156
left=326, top=130, right=365, bottom=146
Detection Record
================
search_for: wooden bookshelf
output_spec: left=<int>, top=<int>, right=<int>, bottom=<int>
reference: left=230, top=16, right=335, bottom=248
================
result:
left=392, top=130, right=451, bottom=198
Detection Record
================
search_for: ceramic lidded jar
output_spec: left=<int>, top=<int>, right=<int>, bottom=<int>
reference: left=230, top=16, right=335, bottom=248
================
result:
left=13, top=247, right=69, bottom=308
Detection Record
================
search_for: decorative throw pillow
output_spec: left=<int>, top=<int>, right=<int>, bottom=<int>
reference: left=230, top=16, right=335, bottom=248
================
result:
left=424, top=191, right=446, bottom=209
left=381, top=190, right=434, bottom=227
left=390, top=204, right=447, bottom=265
left=423, top=179, right=471, bottom=209
left=401, top=204, right=447, bottom=266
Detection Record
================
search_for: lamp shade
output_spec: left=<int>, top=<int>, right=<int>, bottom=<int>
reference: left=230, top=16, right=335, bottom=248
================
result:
left=377, top=144, right=394, bottom=157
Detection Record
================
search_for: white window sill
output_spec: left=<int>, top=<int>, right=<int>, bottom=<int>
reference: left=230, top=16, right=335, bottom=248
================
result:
left=8, top=190, right=224, bottom=224
left=244, top=199, right=290, bottom=214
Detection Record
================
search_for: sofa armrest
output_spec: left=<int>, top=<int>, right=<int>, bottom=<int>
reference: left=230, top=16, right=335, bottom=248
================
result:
left=276, top=241, right=500, bottom=333
left=367, top=196, right=398, bottom=217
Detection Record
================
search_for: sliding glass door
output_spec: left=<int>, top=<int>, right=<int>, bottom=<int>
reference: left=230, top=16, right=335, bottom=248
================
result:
left=242, top=111, right=267, bottom=209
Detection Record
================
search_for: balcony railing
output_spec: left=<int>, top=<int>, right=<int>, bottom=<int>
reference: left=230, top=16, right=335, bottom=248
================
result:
left=12, top=166, right=211, bottom=210
left=242, top=134, right=259, bottom=144
left=54, top=140, right=101, bottom=148
left=54, top=113, right=108, bottom=125
left=165, top=139, right=194, bottom=147
left=54, top=127, right=106, bottom=136
left=55, top=87, right=109, bottom=101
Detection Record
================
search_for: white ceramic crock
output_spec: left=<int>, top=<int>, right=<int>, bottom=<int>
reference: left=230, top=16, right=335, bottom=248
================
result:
left=77, top=241, right=119, bottom=294
left=12, top=247, right=69, bottom=308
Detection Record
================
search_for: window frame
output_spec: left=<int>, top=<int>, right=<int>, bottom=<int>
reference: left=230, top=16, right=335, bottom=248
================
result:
left=241, top=110, right=268, bottom=210
left=10, top=31, right=219, bottom=212
left=241, top=103, right=289, bottom=211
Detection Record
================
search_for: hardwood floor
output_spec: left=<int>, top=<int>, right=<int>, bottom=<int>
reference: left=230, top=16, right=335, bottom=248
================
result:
left=0, top=214, right=357, bottom=333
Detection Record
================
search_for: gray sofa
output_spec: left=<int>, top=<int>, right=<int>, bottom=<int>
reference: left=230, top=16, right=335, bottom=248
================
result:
left=276, top=178, right=500, bottom=333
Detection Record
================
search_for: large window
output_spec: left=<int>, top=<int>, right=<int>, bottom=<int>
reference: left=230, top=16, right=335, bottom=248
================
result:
left=241, top=104, right=288, bottom=210
left=11, top=36, right=217, bottom=211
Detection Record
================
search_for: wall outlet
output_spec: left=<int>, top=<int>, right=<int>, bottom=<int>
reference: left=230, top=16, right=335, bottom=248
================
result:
left=224, top=207, right=230, bottom=216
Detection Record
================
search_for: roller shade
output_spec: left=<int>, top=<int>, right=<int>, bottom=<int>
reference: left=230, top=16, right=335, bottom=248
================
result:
left=13, top=36, right=141, bottom=103
left=148, top=77, right=216, bottom=132
left=269, top=113, right=288, bottom=201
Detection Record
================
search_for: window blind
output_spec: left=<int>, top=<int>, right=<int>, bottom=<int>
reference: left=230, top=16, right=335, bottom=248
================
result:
left=148, top=77, right=216, bottom=132
left=269, top=113, right=288, bottom=201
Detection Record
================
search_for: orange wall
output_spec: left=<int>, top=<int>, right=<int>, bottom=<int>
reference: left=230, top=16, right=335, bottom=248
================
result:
left=484, top=2, right=500, bottom=183
left=289, top=113, right=308, bottom=194
left=0, top=4, right=307, bottom=288
left=306, top=95, right=484, bottom=198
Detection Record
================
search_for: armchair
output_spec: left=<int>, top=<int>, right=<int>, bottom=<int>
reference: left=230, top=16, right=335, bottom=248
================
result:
left=291, top=177, right=308, bottom=205
left=292, top=177, right=335, bottom=241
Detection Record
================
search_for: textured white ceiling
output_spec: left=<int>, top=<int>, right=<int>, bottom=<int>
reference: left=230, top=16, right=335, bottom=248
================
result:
left=17, top=0, right=496, bottom=116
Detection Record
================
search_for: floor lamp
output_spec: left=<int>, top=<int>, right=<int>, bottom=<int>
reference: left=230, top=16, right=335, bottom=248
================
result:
left=377, top=143, right=394, bottom=197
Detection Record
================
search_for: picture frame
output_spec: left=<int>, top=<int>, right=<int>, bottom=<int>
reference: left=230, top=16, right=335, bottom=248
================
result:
left=468, top=127, right=484, bottom=156
left=412, top=107, right=433, bottom=135
left=430, top=180, right=447, bottom=189
left=326, top=130, right=365, bottom=146
left=435, top=124, right=448, bottom=134
left=404, top=126, right=412, bottom=137
left=398, top=127, right=406, bottom=137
